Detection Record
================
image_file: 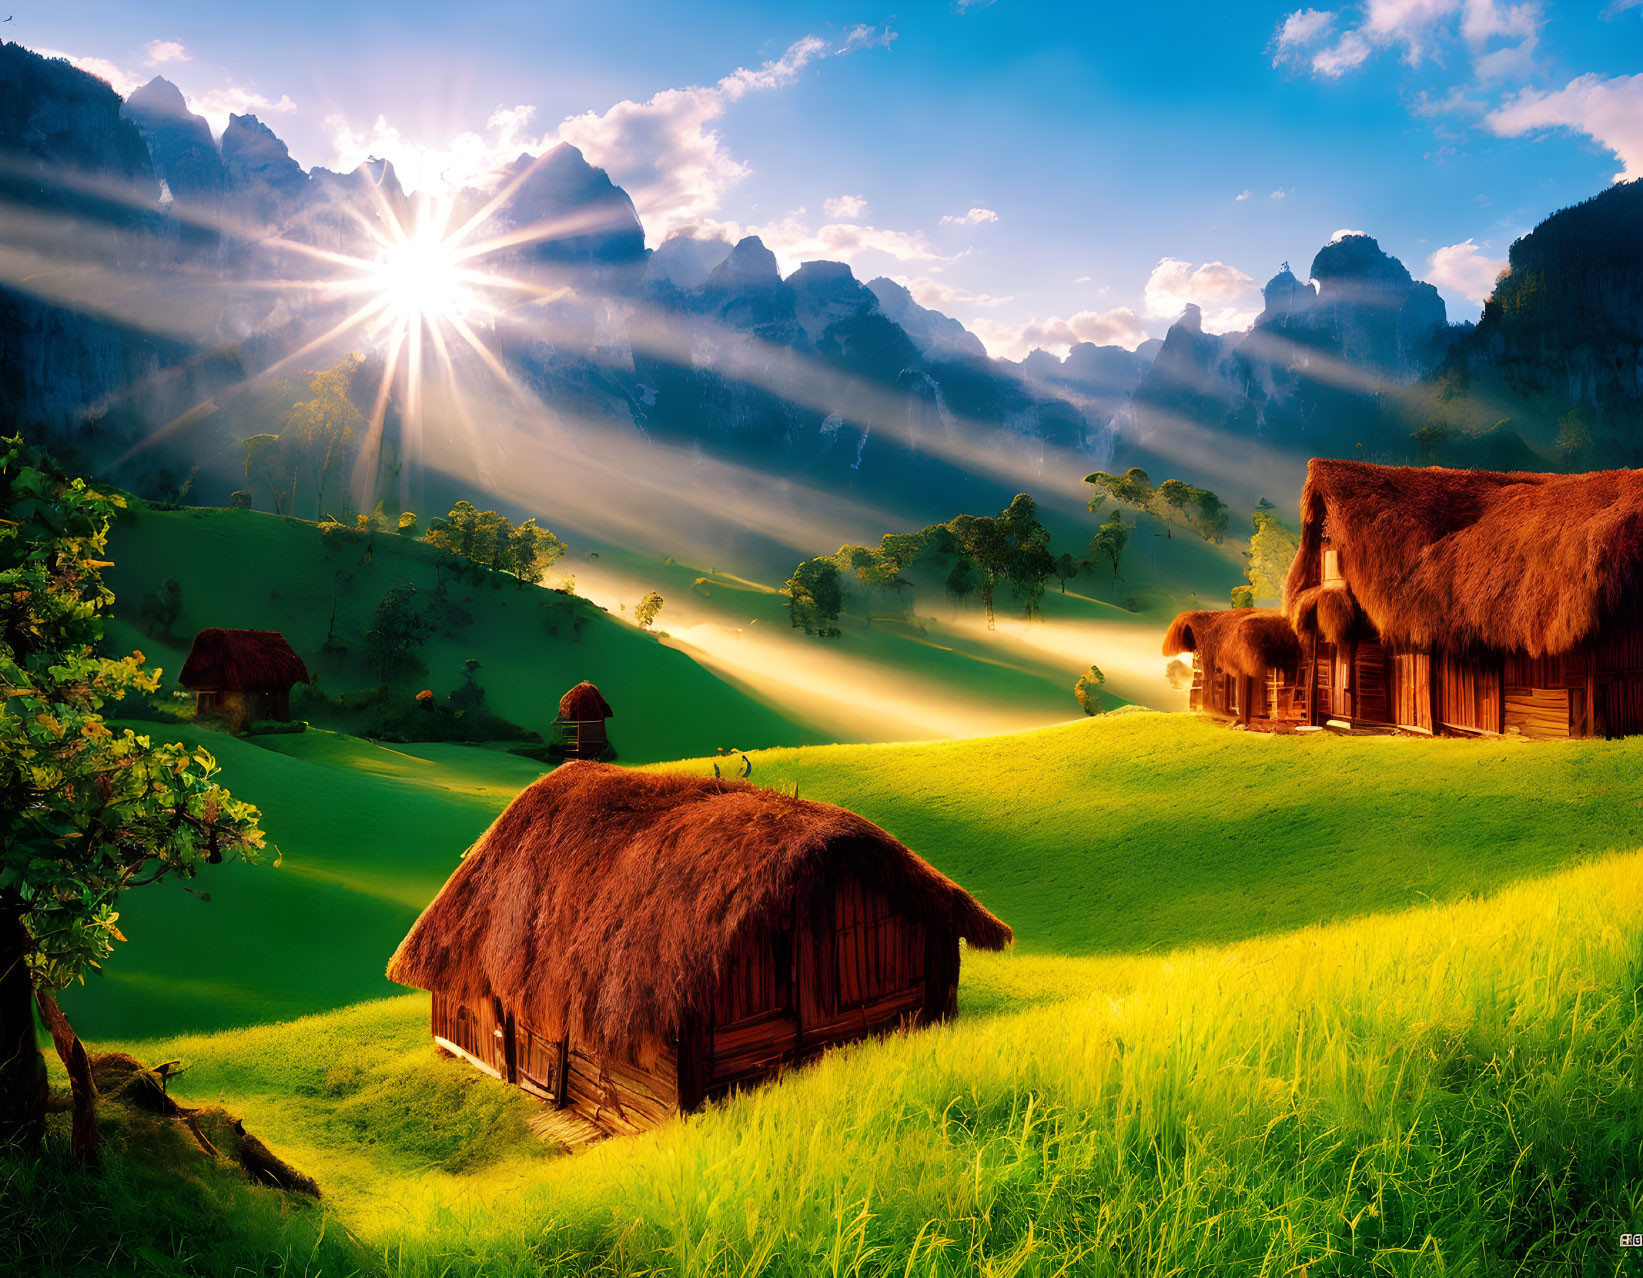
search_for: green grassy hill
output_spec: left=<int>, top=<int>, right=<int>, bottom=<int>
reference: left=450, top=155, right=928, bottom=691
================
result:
left=27, top=713, right=1643, bottom=1274
left=569, top=516, right=1243, bottom=739
left=102, top=503, right=827, bottom=763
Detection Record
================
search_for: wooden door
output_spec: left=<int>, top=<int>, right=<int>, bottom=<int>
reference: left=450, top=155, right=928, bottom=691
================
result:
left=515, top=1019, right=567, bottom=1102
left=1331, top=643, right=1352, bottom=720
left=1353, top=640, right=1389, bottom=725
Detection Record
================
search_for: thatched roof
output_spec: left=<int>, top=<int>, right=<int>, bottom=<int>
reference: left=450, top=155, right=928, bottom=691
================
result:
left=179, top=628, right=308, bottom=692
left=1163, top=608, right=1302, bottom=678
left=387, top=762, right=1012, bottom=1062
left=1283, top=458, right=1643, bottom=657
left=557, top=681, right=613, bottom=720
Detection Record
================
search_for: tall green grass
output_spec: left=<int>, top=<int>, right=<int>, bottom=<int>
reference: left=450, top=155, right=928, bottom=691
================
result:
left=39, top=847, right=1639, bottom=1276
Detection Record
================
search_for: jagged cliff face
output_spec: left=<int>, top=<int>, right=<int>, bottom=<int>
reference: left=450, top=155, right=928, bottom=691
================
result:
left=4, top=41, right=1640, bottom=519
left=122, top=77, right=225, bottom=204
left=1466, top=180, right=1643, bottom=413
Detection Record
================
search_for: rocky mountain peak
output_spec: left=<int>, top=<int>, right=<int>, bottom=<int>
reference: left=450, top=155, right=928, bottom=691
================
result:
left=707, top=236, right=782, bottom=289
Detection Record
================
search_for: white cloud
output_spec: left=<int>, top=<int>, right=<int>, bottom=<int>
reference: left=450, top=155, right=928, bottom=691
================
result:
left=1425, top=238, right=1508, bottom=303
left=325, top=32, right=882, bottom=223
left=1144, top=257, right=1259, bottom=332
left=970, top=308, right=1150, bottom=360
left=939, top=207, right=999, bottom=226
left=1235, top=188, right=1253, bottom=200
left=143, top=40, right=190, bottom=66
left=898, top=276, right=1011, bottom=310
left=191, top=87, right=296, bottom=136
left=837, top=24, right=898, bottom=53
left=1275, top=0, right=1544, bottom=79
left=1486, top=72, right=1643, bottom=180
left=741, top=210, right=949, bottom=274
left=1270, top=186, right=1293, bottom=198
left=1273, top=8, right=1336, bottom=60
left=1330, top=227, right=1368, bottom=240
left=823, top=194, right=868, bottom=220
left=1074, top=274, right=1092, bottom=283
left=1602, top=0, right=1642, bottom=16
left=1312, top=31, right=1373, bottom=76
left=38, top=49, right=142, bottom=97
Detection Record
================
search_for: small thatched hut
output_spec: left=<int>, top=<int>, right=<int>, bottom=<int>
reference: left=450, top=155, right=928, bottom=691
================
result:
left=555, top=681, right=613, bottom=759
left=387, top=762, right=1011, bottom=1135
left=1162, top=607, right=1305, bottom=725
left=179, top=628, right=308, bottom=729
left=1285, top=458, right=1643, bottom=737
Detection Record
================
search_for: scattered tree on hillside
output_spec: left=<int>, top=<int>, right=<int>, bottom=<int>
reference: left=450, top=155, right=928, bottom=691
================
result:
left=1086, top=510, right=1130, bottom=600
left=785, top=558, right=844, bottom=637
left=1241, top=498, right=1301, bottom=605
left=0, top=438, right=264, bottom=1160
left=284, top=355, right=366, bottom=520
left=1074, top=665, right=1106, bottom=716
left=229, top=489, right=252, bottom=510
left=397, top=511, right=418, bottom=537
left=634, top=592, right=664, bottom=630
left=364, top=584, right=431, bottom=682
left=508, top=518, right=567, bottom=590
left=1085, top=467, right=1227, bottom=542
left=242, top=433, right=289, bottom=514
left=1556, top=408, right=1592, bottom=470
left=1230, top=585, right=1255, bottom=608
left=807, top=495, right=1057, bottom=634
left=1056, top=552, right=1079, bottom=594
left=424, top=500, right=566, bottom=586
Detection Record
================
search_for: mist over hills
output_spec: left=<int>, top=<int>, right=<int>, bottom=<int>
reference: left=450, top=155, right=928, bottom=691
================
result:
left=3, top=40, right=1640, bottom=552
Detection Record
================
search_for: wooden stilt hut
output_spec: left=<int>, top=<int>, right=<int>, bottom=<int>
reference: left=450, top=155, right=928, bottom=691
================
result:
left=555, top=681, right=613, bottom=759
left=1162, top=607, right=1306, bottom=726
left=1284, top=459, right=1643, bottom=737
left=179, top=628, right=309, bottom=730
left=386, top=762, right=1012, bottom=1136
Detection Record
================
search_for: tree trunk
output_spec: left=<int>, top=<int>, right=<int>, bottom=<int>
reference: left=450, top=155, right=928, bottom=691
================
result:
left=34, top=990, right=96, bottom=1164
left=0, top=902, right=46, bottom=1152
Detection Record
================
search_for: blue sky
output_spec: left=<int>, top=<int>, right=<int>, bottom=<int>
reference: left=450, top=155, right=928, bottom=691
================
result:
left=19, top=0, right=1643, bottom=356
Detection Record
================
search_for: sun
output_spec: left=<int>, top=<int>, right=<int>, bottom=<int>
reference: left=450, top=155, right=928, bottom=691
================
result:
left=369, top=222, right=473, bottom=328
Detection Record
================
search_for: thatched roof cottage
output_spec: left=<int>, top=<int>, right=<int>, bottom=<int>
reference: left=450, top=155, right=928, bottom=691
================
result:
left=179, top=628, right=309, bottom=729
left=387, top=762, right=1011, bottom=1135
left=1283, top=458, right=1643, bottom=737
left=1162, top=607, right=1305, bottom=725
left=555, top=680, right=613, bottom=759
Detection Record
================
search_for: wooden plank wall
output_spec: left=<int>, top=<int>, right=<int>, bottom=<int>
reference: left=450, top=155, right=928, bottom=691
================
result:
left=431, top=992, right=508, bottom=1078
left=1389, top=652, right=1432, bottom=732
left=1594, top=630, right=1643, bottom=738
left=1353, top=640, right=1390, bottom=725
left=564, top=1043, right=679, bottom=1136
left=1439, top=653, right=1503, bottom=734
left=514, top=1018, right=565, bottom=1102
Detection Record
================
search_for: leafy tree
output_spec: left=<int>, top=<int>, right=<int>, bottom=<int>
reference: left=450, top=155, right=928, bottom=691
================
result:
left=509, top=518, right=567, bottom=590
left=397, top=511, right=419, bottom=537
left=944, top=494, right=1055, bottom=628
left=0, top=438, right=264, bottom=1159
left=229, top=489, right=252, bottom=510
left=1242, top=499, right=1301, bottom=605
left=364, top=584, right=431, bottom=682
left=1556, top=408, right=1592, bottom=471
left=1085, top=467, right=1226, bottom=542
left=1087, top=510, right=1130, bottom=599
left=1165, top=658, right=1193, bottom=690
left=1056, top=552, right=1079, bottom=594
left=242, top=433, right=289, bottom=514
left=634, top=592, right=664, bottom=630
left=785, top=558, right=843, bottom=637
left=1074, top=665, right=1106, bottom=716
left=1230, top=584, right=1255, bottom=608
left=284, top=355, right=366, bottom=520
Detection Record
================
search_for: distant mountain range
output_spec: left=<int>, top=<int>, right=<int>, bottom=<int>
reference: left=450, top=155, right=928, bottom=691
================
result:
left=3, top=40, right=1641, bottom=544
